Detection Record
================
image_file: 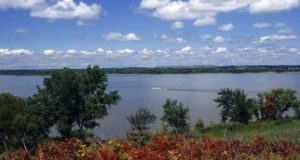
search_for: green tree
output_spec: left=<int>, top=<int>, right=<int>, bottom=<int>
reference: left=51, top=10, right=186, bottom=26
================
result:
left=34, top=65, right=120, bottom=138
left=13, top=92, right=55, bottom=147
left=127, top=108, right=156, bottom=132
left=161, top=99, right=190, bottom=133
left=256, top=88, right=300, bottom=120
left=0, top=93, right=26, bottom=152
left=214, top=88, right=255, bottom=124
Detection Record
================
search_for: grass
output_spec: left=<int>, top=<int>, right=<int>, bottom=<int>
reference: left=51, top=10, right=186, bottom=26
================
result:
left=190, top=118, right=300, bottom=143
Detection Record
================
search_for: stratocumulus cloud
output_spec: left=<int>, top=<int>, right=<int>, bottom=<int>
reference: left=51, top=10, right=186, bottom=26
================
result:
left=1, top=46, right=300, bottom=69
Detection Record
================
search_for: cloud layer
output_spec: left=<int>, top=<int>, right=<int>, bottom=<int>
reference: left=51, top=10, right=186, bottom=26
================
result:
left=1, top=46, right=300, bottom=69
left=139, top=0, right=300, bottom=25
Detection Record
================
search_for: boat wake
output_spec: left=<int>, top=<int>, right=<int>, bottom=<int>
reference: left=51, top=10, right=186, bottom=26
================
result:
left=152, top=87, right=162, bottom=90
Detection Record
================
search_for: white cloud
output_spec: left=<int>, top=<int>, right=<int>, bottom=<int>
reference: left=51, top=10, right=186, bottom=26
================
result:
left=213, top=36, right=225, bottom=43
left=15, top=28, right=29, bottom=33
left=193, top=16, right=216, bottom=26
left=288, top=48, right=299, bottom=52
left=274, top=23, right=293, bottom=34
left=146, top=1, right=250, bottom=21
left=253, top=22, right=272, bottom=28
left=278, top=28, right=293, bottom=34
left=103, top=32, right=141, bottom=41
left=213, top=47, right=227, bottom=54
left=171, top=21, right=184, bottom=29
left=141, top=48, right=154, bottom=56
left=140, top=0, right=170, bottom=9
left=0, top=0, right=101, bottom=21
left=139, top=0, right=300, bottom=25
left=67, top=49, right=77, bottom=54
left=258, top=34, right=297, bottom=43
left=118, top=48, right=135, bottom=54
left=218, top=23, right=234, bottom=31
left=0, top=0, right=44, bottom=10
left=30, top=0, right=101, bottom=20
left=274, top=23, right=288, bottom=29
left=253, top=22, right=293, bottom=33
left=249, top=0, right=300, bottom=14
left=0, top=48, right=33, bottom=55
left=43, top=49, right=56, bottom=55
left=181, top=46, right=193, bottom=52
left=79, top=50, right=97, bottom=56
left=160, top=34, right=186, bottom=43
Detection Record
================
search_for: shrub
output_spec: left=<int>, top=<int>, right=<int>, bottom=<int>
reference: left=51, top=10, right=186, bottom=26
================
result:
left=126, top=132, right=152, bottom=147
left=256, top=88, right=300, bottom=120
left=127, top=108, right=156, bottom=132
left=161, top=99, right=190, bottom=133
left=214, top=88, right=256, bottom=124
left=194, top=118, right=205, bottom=131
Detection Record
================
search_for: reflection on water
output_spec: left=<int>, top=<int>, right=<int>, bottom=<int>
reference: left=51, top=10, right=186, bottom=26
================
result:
left=1, top=73, right=300, bottom=138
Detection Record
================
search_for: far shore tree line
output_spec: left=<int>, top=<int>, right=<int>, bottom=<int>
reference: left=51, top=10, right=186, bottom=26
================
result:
left=0, top=65, right=300, bottom=154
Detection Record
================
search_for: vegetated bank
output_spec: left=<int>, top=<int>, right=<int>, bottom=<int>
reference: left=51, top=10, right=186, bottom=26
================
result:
left=190, top=118, right=300, bottom=143
left=1, top=65, right=300, bottom=75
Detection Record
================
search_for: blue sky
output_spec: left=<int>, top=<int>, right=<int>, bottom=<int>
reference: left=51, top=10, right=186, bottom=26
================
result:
left=0, top=0, right=300, bottom=69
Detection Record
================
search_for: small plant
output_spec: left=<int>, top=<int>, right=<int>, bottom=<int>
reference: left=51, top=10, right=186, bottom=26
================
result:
left=127, top=108, right=156, bottom=132
left=126, top=132, right=152, bottom=147
left=194, top=118, right=205, bottom=131
left=161, top=99, right=190, bottom=133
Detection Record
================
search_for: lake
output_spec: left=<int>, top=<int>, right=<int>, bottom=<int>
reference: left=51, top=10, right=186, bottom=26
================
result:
left=1, top=73, right=300, bottom=138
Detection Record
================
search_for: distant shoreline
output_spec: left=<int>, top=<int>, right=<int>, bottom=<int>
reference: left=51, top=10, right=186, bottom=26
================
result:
left=1, top=65, right=300, bottom=75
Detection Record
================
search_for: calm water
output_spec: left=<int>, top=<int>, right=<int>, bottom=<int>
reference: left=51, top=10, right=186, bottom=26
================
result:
left=1, top=73, right=300, bottom=138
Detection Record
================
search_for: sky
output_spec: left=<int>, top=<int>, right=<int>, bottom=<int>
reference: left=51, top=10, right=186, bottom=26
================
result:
left=0, top=0, right=300, bottom=69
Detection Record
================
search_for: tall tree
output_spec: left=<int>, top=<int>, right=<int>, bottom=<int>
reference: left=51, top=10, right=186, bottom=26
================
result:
left=34, top=65, right=120, bottom=138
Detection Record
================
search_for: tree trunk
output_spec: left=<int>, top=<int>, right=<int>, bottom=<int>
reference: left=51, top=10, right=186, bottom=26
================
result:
left=22, top=139, right=29, bottom=156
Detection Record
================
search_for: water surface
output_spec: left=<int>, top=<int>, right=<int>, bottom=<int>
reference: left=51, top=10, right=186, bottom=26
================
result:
left=1, top=73, right=300, bottom=138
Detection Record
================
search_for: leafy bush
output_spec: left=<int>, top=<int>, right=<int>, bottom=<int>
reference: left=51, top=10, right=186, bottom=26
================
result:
left=256, top=88, right=300, bottom=120
left=161, top=99, right=190, bottom=133
left=126, top=132, right=152, bottom=147
left=127, top=108, right=156, bottom=132
left=0, top=93, right=26, bottom=153
left=214, top=88, right=256, bottom=124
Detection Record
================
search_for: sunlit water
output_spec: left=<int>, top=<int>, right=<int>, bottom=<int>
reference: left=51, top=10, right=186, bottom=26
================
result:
left=1, top=73, right=300, bottom=138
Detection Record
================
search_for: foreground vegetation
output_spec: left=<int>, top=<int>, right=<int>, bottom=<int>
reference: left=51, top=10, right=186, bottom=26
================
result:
left=6, top=133, right=300, bottom=160
left=1, top=119, right=299, bottom=160
left=1, top=65, right=300, bottom=75
left=1, top=65, right=300, bottom=159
